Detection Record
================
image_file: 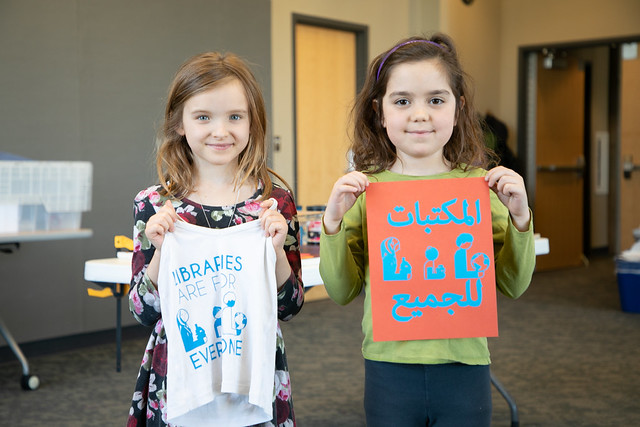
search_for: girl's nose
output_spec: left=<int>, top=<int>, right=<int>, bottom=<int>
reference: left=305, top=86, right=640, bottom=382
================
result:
left=411, top=106, right=428, bottom=121
left=211, top=120, right=229, bottom=138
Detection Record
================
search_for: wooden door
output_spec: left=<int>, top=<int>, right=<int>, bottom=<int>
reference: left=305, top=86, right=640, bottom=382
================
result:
left=535, top=55, right=586, bottom=270
left=295, top=24, right=356, bottom=207
left=620, top=48, right=640, bottom=251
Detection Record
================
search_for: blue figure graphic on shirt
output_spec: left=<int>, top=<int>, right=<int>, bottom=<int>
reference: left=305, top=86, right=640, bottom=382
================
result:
left=213, top=291, right=247, bottom=338
left=423, top=246, right=446, bottom=279
left=454, top=233, right=490, bottom=279
left=176, top=308, right=207, bottom=352
left=233, top=312, right=248, bottom=336
left=381, top=237, right=412, bottom=281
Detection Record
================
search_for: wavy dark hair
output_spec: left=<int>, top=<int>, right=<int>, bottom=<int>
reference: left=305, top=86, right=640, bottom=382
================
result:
left=350, top=33, right=495, bottom=174
left=156, top=51, right=289, bottom=199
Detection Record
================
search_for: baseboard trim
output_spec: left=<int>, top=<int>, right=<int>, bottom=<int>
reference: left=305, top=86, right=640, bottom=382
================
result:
left=0, top=324, right=150, bottom=363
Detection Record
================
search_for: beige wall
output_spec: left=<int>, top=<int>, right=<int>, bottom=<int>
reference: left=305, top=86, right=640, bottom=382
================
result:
left=429, top=0, right=640, bottom=153
left=496, top=0, right=640, bottom=151
left=273, top=0, right=640, bottom=183
left=270, top=0, right=440, bottom=188
left=440, top=0, right=502, bottom=117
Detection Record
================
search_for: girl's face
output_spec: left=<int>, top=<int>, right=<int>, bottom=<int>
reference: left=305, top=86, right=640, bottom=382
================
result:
left=178, top=78, right=250, bottom=173
left=381, top=59, right=458, bottom=174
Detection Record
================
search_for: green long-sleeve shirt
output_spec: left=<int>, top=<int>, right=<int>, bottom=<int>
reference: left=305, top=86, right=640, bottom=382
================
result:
left=319, top=167, right=535, bottom=365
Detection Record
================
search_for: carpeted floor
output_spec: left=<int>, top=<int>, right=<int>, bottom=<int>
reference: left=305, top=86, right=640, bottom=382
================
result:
left=1, top=255, right=639, bottom=426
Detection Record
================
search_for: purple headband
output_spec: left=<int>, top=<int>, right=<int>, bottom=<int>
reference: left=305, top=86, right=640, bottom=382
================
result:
left=376, top=40, right=444, bottom=81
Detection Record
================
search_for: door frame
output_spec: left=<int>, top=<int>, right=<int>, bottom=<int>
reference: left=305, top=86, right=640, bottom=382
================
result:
left=517, top=35, right=640, bottom=256
left=291, top=14, right=368, bottom=198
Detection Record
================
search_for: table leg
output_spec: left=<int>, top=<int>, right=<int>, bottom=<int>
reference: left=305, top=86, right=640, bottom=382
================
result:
left=491, top=371, right=519, bottom=427
left=115, top=284, right=123, bottom=372
left=0, top=316, right=40, bottom=390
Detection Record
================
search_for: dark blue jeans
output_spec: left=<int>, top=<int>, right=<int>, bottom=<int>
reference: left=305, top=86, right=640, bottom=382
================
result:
left=364, top=359, right=492, bottom=427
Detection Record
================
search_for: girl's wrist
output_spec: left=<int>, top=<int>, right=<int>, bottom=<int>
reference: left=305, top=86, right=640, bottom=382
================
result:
left=275, top=250, right=292, bottom=290
left=322, top=215, right=341, bottom=235
left=511, top=211, right=531, bottom=232
left=276, top=246, right=287, bottom=260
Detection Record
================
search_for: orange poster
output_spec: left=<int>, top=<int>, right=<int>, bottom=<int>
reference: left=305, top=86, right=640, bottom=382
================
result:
left=366, top=177, right=497, bottom=342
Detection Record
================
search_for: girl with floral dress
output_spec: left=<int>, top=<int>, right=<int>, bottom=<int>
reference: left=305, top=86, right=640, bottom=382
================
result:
left=127, top=52, right=304, bottom=427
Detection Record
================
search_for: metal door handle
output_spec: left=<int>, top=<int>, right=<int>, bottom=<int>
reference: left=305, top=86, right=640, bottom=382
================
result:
left=537, top=156, right=585, bottom=177
left=537, top=164, right=584, bottom=172
left=623, top=155, right=640, bottom=179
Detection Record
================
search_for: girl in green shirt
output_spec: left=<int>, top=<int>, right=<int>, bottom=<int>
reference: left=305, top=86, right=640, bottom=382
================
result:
left=319, top=33, right=535, bottom=427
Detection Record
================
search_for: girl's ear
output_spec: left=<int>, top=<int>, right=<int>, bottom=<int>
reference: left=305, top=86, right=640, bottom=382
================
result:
left=373, top=99, right=386, bottom=128
left=171, top=109, right=186, bottom=136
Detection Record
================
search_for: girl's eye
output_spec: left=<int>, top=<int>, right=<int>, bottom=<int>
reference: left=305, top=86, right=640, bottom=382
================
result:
left=394, top=99, right=410, bottom=106
left=230, top=114, right=242, bottom=121
left=430, top=98, right=444, bottom=105
left=196, top=115, right=209, bottom=121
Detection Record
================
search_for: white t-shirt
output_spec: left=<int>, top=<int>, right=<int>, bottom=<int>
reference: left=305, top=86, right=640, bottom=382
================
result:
left=158, top=219, right=277, bottom=426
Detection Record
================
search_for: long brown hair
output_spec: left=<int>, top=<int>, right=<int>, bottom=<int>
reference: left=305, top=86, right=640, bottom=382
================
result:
left=350, top=33, right=494, bottom=174
left=156, top=52, right=289, bottom=199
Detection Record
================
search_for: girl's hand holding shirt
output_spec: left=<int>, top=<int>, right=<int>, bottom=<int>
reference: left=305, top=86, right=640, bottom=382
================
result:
left=258, top=198, right=288, bottom=252
left=145, top=200, right=179, bottom=250
left=145, top=198, right=289, bottom=253
left=259, top=198, right=294, bottom=290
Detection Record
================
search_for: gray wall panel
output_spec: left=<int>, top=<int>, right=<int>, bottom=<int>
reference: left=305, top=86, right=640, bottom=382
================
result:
left=0, top=0, right=271, bottom=344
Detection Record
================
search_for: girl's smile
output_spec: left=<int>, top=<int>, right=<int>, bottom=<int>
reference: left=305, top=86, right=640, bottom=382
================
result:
left=207, top=142, right=234, bottom=150
left=406, top=129, right=434, bottom=135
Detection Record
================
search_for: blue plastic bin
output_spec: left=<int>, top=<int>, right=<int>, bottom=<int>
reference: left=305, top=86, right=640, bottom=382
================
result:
left=616, top=258, right=640, bottom=313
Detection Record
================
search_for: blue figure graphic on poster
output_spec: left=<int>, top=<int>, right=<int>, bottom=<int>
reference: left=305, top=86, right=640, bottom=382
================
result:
left=381, top=237, right=412, bottom=281
left=454, top=233, right=490, bottom=279
left=423, top=246, right=446, bottom=279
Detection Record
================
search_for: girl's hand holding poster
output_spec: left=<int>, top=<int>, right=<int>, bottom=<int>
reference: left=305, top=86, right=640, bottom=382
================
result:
left=366, top=177, right=498, bottom=342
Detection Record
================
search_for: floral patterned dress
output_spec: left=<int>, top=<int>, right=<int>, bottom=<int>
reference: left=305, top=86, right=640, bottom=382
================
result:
left=127, top=181, right=304, bottom=427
